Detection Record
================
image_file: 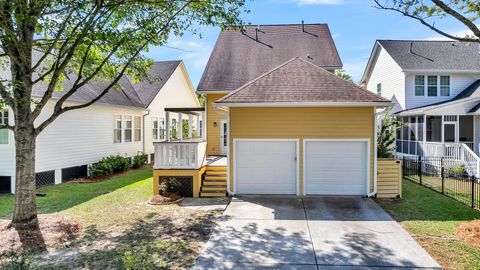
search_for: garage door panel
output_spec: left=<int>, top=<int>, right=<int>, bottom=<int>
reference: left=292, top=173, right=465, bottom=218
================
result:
left=236, top=140, right=297, bottom=195
left=305, top=141, right=368, bottom=195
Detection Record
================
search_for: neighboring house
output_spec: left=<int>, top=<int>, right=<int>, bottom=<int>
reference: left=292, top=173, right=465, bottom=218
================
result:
left=0, top=60, right=200, bottom=193
left=152, top=23, right=390, bottom=198
left=361, top=40, right=480, bottom=176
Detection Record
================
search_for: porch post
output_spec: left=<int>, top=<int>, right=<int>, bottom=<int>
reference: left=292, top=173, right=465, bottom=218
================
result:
left=455, top=115, right=460, bottom=143
left=188, top=115, right=193, bottom=138
left=178, top=113, right=183, bottom=140
left=202, top=110, right=206, bottom=141
left=441, top=115, right=444, bottom=143
left=165, top=111, right=170, bottom=141
left=423, top=115, right=427, bottom=142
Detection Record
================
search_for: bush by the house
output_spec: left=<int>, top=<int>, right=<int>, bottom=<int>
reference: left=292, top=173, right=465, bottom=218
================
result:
left=159, top=177, right=182, bottom=196
left=89, top=155, right=131, bottom=177
left=132, top=153, right=148, bottom=169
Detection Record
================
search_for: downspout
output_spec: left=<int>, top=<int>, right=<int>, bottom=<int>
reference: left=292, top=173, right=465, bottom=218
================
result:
left=142, top=109, right=151, bottom=155
left=213, top=105, right=234, bottom=196
left=368, top=106, right=390, bottom=198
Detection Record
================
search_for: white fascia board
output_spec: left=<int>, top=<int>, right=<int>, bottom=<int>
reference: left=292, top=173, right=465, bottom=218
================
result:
left=397, top=96, right=480, bottom=116
left=214, top=102, right=392, bottom=108
left=196, top=90, right=230, bottom=94
left=403, top=69, right=480, bottom=74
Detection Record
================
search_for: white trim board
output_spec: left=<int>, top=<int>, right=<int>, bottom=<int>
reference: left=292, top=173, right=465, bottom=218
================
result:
left=215, top=102, right=391, bottom=108
left=302, top=138, right=371, bottom=196
left=232, top=138, right=300, bottom=195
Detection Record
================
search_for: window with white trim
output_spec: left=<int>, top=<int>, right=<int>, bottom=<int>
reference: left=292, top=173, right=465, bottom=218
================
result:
left=0, top=109, right=9, bottom=144
left=152, top=117, right=166, bottom=141
left=376, top=83, right=382, bottom=96
left=134, top=116, right=141, bottom=142
left=440, top=76, right=450, bottom=96
left=427, top=75, right=438, bottom=96
left=415, top=75, right=425, bottom=96
left=114, top=115, right=122, bottom=143
left=152, top=117, right=159, bottom=141
left=124, top=116, right=132, bottom=142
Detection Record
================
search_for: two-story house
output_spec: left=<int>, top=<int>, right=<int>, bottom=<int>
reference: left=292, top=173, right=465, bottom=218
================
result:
left=362, top=40, right=480, bottom=175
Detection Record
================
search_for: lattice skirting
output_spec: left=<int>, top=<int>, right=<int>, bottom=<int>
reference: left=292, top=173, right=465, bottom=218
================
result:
left=36, top=170, right=55, bottom=187
left=159, top=176, right=193, bottom=197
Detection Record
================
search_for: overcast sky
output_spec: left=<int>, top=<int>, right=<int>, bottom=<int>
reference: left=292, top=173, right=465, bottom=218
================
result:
left=146, top=0, right=471, bottom=86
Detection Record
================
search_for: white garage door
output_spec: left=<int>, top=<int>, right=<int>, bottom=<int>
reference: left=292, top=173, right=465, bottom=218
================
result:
left=305, top=140, right=368, bottom=195
left=235, top=140, right=297, bottom=194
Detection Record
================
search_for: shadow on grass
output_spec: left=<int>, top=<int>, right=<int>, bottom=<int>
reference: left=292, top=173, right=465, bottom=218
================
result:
left=376, top=179, right=480, bottom=222
left=0, top=169, right=153, bottom=218
left=36, top=210, right=218, bottom=269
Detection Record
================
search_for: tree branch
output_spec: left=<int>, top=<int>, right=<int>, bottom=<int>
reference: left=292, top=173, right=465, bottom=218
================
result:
left=431, top=0, right=480, bottom=38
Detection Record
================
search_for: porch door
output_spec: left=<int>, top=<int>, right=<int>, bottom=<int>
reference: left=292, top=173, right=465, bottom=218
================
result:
left=444, top=123, right=456, bottom=142
left=220, top=120, right=228, bottom=155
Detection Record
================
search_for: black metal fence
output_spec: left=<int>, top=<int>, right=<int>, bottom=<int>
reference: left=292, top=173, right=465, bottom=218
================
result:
left=403, top=156, right=480, bottom=209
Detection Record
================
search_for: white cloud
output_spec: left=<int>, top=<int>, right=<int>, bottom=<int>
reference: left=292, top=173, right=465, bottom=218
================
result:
left=293, top=0, right=344, bottom=5
left=343, top=55, right=370, bottom=82
left=332, top=33, right=341, bottom=39
left=424, top=28, right=476, bottom=41
left=165, top=37, right=213, bottom=69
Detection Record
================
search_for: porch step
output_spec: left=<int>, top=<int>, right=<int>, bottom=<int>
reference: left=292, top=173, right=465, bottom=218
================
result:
left=206, top=170, right=227, bottom=176
left=206, top=166, right=227, bottom=171
left=205, top=175, right=227, bottom=181
left=202, top=186, right=226, bottom=191
left=200, top=191, right=227, bottom=197
left=203, top=181, right=227, bottom=186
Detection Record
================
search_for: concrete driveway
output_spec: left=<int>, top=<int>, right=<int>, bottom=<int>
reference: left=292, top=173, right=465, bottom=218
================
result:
left=193, top=196, right=440, bottom=269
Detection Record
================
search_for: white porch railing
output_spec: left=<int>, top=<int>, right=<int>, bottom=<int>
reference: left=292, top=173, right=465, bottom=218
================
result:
left=396, top=140, right=480, bottom=177
left=154, top=139, right=207, bottom=169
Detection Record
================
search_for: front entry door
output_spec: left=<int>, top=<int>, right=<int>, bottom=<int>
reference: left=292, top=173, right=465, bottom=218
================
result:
left=444, top=123, right=456, bottom=142
left=220, top=120, right=228, bottom=155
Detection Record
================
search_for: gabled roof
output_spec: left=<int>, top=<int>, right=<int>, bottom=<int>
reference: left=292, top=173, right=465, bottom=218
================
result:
left=31, top=60, right=182, bottom=108
left=362, top=40, right=480, bottom=84
left=396, top=79, right=480, bottom=115
left=216, top=57, right=389, bottom=105
left=379, top=40, right=480, bottom=71
left=197, top=24, right=343, bottom=92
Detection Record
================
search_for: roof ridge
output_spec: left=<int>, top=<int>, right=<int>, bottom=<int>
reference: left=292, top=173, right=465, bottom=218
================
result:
left=216, top=57, right=300, bottom=102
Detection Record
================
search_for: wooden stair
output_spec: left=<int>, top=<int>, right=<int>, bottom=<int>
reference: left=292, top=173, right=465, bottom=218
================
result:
left=200, top=166, right=227, bottom=197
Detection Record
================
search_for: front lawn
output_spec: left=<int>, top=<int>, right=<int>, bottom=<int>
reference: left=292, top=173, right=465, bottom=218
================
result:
left=0, top=169, right=219, bottom=269
left=377, top=179, right=480, bottom=269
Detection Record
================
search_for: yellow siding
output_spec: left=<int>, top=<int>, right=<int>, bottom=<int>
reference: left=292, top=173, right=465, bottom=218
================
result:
left=153, top=167, right=206, bottom=198
left=377, top=159, right=402, bottom=198
left=228, top=107, right=375, bottom=195
left=206, top=94, right=226, bottom=155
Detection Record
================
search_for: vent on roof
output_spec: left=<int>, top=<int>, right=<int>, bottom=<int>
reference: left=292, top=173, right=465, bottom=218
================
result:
left=255, top=26, right=259, bottom=42
left=301, top=20, right=304, bottom=32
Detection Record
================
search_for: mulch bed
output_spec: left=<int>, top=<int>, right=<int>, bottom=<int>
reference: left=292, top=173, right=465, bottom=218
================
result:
left=148, top=193, right=183, bottom=205
left=456, top=220, right=480, bottom=248
left=0, top=214, right=82, bottom=253
left=68, top=164, right=152, bottom=184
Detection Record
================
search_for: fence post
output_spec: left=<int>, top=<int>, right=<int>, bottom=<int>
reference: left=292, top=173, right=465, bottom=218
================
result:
left=472, top=175, right=476, bottom=209
left=418, top=156, right=422, bottom=185
left=441, top=166, right=445, bottom=194
left=402, top=156, right=405, bottom=177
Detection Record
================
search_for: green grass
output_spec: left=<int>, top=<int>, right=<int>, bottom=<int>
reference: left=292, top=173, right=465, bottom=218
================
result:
left=378, top=179, right=480, bottom=269
left=0, top=169, right=152, bottom=219
left=0, top=169, right=218, bottom=269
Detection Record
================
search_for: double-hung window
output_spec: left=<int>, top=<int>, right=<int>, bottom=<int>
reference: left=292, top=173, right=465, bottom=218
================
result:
left=134, top=116, right=141, bottom=142
left=440, top=76, right=450, bottom=96
left=376, top=83, right=382, bottom=96
left=124, top=116, right=132, bottom=142
left=152, top=118, right=159, bottom=141
left=114, top=115, right=122, bottom=143
left=427, top=76, right=438, bottom=96
left=415, top=75, right=425, bottom=96
left=0, top=109, right=9, bottom=144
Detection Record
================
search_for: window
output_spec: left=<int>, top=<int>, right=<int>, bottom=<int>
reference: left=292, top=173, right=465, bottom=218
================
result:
left=440, top=76, right=450, bottom=96
left=134, top=116, right=141, bottom=142
left=409, top=117, right=416, bottom=141
left=376, top=83, right=382, bottom=96
left=114, top=115, right=122, bottom=143
left=426, top=116, right=442, bottom=142
left=152, top=117, right=165, bottom=141
left=199, top=120, right=203, bottom=137
left=124, top=116, right=132, bottom=142
left=0, top=109, right=9, bottom=144
left=417, top=116, right=424, bottom=141
left=427, top=75, right=438, bottom=96
left=152, top=118, right=159, bottom=141
left=415, top=75, right=425, bottom=96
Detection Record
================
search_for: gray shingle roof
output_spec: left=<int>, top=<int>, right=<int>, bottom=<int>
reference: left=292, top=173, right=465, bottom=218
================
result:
left=378, top=40, right=480, bottom=71
left=198, top=24, right=343, bottom=92
left=216, top=57, right=388, bottom=104
left=31, top=60, right=181, bottom=108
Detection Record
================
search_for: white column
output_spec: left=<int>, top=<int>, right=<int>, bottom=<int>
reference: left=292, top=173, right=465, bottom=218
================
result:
left=196, top=115, right=200, bottom=138
left=54, top=169, right=62, bottom=185
left=188, top=115, right=193, bottom=139
left=178, top=113, right=183, bottom=140
left=202, top=110, right=206, bottom=141
left=423, top=114, right=427, bottom=142
left=455, top=115, right=460, bottom=143
left=165, top=111, right=170, bottom=141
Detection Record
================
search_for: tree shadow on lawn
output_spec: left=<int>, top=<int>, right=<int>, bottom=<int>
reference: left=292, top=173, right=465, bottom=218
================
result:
left=0, top=169, right=153, bottom=218
left=35, top=209, right=219, bottom=269
left=375, top=179, right=480, bottom=222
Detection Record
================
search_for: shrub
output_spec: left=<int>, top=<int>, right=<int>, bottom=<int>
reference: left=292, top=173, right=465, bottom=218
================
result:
left=159, top=177, right=182, bottom=196
left=132, top=153, right=148, bottom=169
left=89, top=155, right=131, bottom=177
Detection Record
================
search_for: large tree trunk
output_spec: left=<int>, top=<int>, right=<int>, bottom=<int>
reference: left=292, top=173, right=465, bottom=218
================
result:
left=11, top=121, right=46, bottom=251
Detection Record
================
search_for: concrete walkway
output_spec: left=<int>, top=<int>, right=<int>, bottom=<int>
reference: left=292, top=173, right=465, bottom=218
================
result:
left=193, top=196, right=440, bottom=270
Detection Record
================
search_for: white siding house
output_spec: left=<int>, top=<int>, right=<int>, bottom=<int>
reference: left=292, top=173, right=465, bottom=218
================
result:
left=0, top=60, right=200, bottom=193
